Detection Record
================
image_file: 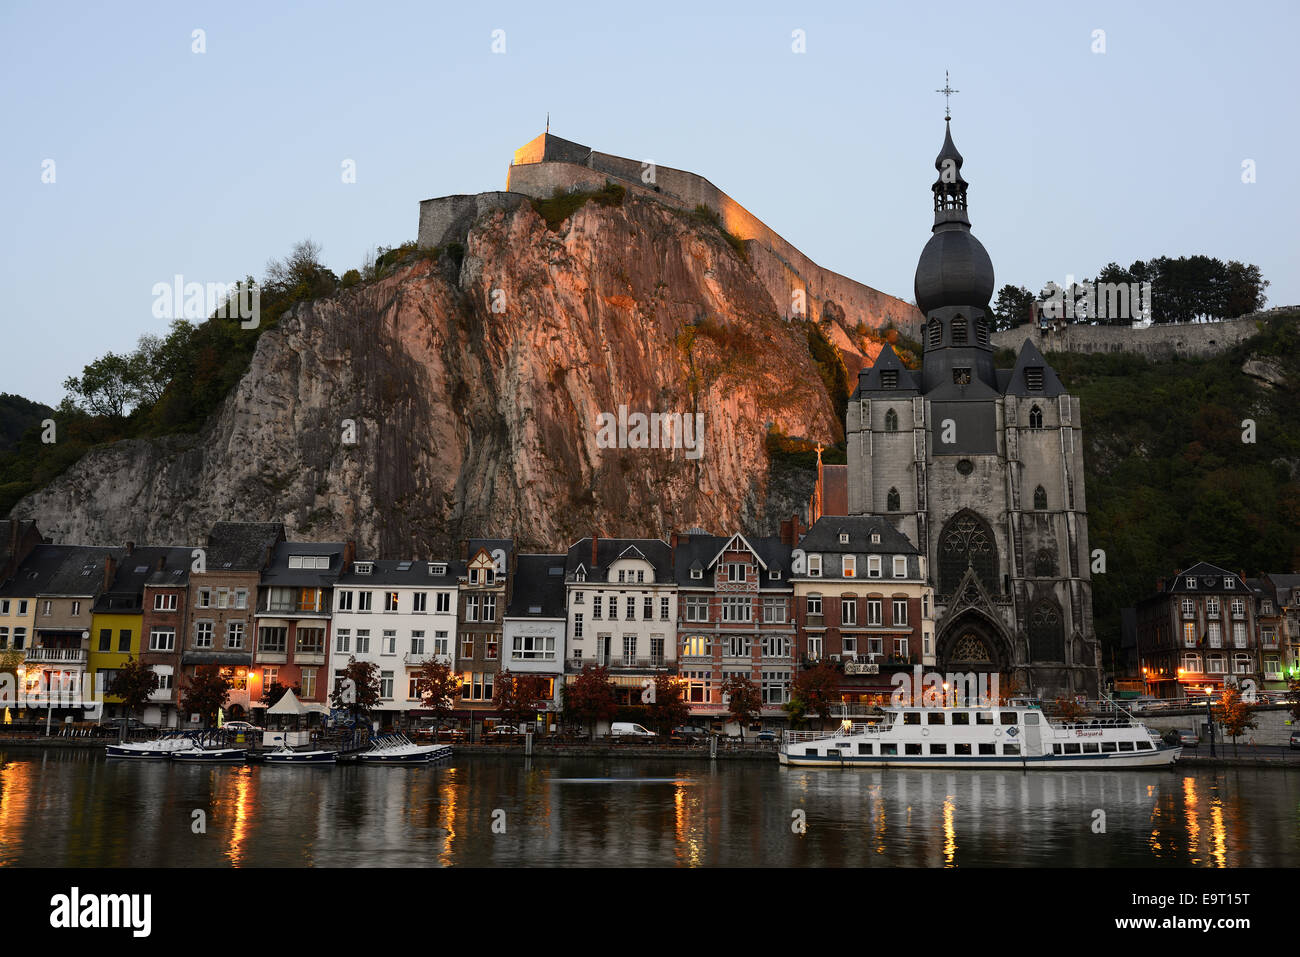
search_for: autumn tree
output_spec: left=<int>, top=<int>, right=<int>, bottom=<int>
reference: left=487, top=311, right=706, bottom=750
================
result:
left=721, top=674, right=763, bottom=739
left=644, top=674, right=690, bottom=735
left=493, top=670, right=550, bottom=729
left=181, top=665, right=232, bottom=727
left=1287, top=675, right=1300, bottom=724
left=415, top=660, right=461, bottom=732
left=105, top=657, right=159, bottom=736
left=791, top=662, right=839, bottom=729
left=563, top=664, right=617, bottom=737
left=330, top=656, right=382, bottom=724
left=1213, top=685, right=1259, bottom=757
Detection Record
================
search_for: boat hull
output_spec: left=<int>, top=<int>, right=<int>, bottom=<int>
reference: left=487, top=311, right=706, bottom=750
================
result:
left=171, top=748, right=248, bottom=763
left=263, top=750, right=337, bottom=764
left=106, top=744, right=182, bottom=759
left=358, top=745, right=452, bottom=764
left=779, top=745, right=1181, bottom=770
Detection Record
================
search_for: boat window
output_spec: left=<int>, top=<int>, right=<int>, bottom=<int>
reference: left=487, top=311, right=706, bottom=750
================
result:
left=1003, top=743, right=1020, bottom=755
left=999, top=712, right=1018, bottom=725
left=927, top=712, right=945, bottom=725
left=1118, top=741, right=1135, bottom=752
left=858, top=743, right=873, bottom=755
left=952, top=712, right=970, bottom=725
left=903, top=712, right=921, bottom=725
left=1024, top=712, right=1040, bottom=725
left=955, top=743, right=972, bottom=755
left=1053, top=743, right=1062, bottom=754
left=882, top=744, right=898, bottom=755
left=978, top=743, right=996, bottom=755
left=1101, top=742, right=1118, bottom=753
left=804, top=749, right=818, bottom=757
left=976, top=712, right=993, bottom=725
left=1064, top=743, right=1081, bottom=754
left=1082, top=743, right=1100, bottom=753
left=930, top=743, right=947, bottom=754
left=905, top=743, right=922, bottom=755
left=1136, top=741, right=1153, bottom=750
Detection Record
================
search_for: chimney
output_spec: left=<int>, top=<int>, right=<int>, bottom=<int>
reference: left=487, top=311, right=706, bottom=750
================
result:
left=156, top=555, right=166, bottom=572
left=591, top=534, right=599, bottom=568
left=670, top=532, right=679, bottom=549
left=125, top=540, right=135, bottom=556
left=344, top=540, right=356, bottom=573
left=102, top=554, right=117, bottom=593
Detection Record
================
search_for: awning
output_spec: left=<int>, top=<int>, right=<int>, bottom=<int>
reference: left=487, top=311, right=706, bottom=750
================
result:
left=267, top=689, right=308, bottom=716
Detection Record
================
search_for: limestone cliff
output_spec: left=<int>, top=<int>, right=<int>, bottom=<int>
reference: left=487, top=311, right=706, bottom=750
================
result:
left=14, top=194, right=849, bottom=553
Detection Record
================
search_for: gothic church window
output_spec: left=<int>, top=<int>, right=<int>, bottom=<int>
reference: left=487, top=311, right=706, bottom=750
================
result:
left=1028, top=405, right=1043, bottom=429
left=887, top=487, right=900, bottom=512
left=1033, top=548, right=1055, bottom=577
left=884, top=408, right=898, bottom=432
left=928, top=319, right=942, bottom=349
left=952, top=316, right=967, bottom=345
left=952, top=632, right=992, bottom=662
left=1034, top=485, right=1047, bottom=510
left=938, top=511, right=998, bottom=596
left=1029, top=599, right=1065, bottom=661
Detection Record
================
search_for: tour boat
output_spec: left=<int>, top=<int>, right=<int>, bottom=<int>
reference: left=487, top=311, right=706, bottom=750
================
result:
left=105, top=735, right=195, bottom=759
left=263, top=746, right=338, bottom=765
left=778, top=701, right=1179, bottom=769
left=357, top=734, right=453, bottom=764
left=170, top=746, right=248, bottom=763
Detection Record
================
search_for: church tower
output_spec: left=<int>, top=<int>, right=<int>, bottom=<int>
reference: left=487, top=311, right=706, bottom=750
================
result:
left=845, top=107, right=1102, bottom=698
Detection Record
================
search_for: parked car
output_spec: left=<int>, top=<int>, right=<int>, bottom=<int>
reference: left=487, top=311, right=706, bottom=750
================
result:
left=611, top=722, right=656, bottom=737
left=490, top=725, right=523, bottom=736
left=755, top=729, right=778, bottom=742
left=671, top=725, right=716, bottom=741
left=1163, top=728, right=1199, bottom=748
left=1290, top=730, right=1300, bottom=751
left=222, top=721, right=259, bottom=733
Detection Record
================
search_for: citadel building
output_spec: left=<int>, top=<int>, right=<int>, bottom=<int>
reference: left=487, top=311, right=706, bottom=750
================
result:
left=848, top=117, right=1102, bottom=698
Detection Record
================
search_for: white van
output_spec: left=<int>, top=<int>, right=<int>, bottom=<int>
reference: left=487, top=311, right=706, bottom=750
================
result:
left=610, top=722, right=655, bottom=737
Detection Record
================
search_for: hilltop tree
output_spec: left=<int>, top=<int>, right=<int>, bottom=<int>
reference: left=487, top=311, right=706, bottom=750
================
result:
left=721, top=674, right=763, bottom=739
left=330, top=656, right=382, bottom=724
left=644, top=674, right=691, bottom=735
left=992, top=284, right=1036, bottom=331
left=1213, top=685, right=1259, bottom=757
left=105, top=657, right=160, bottom=733
left=415, top=661, right=461, bottom=732
left=181, top=665, right=232, bottom=727
left=563, top=664, right=617, bottom=736
left=493, top=670, right=551, bottom=729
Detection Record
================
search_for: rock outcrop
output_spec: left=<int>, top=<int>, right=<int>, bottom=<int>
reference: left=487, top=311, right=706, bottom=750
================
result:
left=14, top=194, right=858, bottom=554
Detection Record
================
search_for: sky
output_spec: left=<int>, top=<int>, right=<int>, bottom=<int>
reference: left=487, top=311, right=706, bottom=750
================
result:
left=2, top=0, right=1295, bottom=407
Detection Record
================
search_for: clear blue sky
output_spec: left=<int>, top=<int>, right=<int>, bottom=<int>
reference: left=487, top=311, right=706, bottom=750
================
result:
left=2, top=0, right=1295, bottom=406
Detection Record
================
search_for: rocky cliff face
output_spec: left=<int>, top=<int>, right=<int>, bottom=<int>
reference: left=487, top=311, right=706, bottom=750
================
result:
left=15, top=195, right=856, bottom=554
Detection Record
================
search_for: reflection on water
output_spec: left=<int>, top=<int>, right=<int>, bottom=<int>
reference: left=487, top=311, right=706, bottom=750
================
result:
left=0, top=751, right=1296, bottom=867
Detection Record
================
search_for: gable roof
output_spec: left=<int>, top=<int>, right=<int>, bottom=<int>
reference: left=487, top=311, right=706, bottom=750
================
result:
left=506, top=554, right=568, bottom=618
left=204, top=522, right=286, bottom=571
left=851, top=344, right=921, bottom=399
left=673, top=531, right=792, bottom=589
left=1004, top=339, right=1067, bottom=398
left=1163, top=562, right=1250, bottom=594
left=798, top=515, right=919, bottom=554
left=565, top=538, right=673, bottom=582
left=336, top=558, right=464, bottom=587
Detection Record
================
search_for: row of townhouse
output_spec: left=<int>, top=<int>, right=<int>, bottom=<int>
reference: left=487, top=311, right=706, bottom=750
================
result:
left=1134, top=562, right=1300, bottom=699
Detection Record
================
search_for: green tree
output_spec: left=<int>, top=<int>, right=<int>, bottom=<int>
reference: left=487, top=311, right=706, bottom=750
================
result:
left=260, top=680, right=302, bottom=708
left=720, top=674, right=763, bottom=739
left=181, top=665, right=232, bottom=726
left=992, top=284, right=1036, bottom=331
left=62, top=352, right=134, bottom=418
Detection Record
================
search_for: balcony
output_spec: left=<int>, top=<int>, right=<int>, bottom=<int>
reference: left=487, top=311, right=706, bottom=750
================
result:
left=566, top=657, right=668, bottom=673
left=26, top=646, right=87, bottom=663
left=255, top=649, right=287, bottom=664
left=294, top=650, right=326, bottom=665
left=405, top=652, right=452, bottom=667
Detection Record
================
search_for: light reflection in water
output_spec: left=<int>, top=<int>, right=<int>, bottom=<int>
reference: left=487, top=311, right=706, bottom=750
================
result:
left=942, top=797, right=957, bottom=867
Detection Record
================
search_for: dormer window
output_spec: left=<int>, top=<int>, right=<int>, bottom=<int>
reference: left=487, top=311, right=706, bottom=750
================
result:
left=575, top=569, right=586, bottom=582
left=1185, top=577, right=1196, bottom=589
left=1224, top=578, right=1235, bottom=590
left=808, top=555, right=822, bottom=577
left=1025, top=367, right=1044, bottom=391
left=871, top=532, right=881, bottom=544
left=881, top=370, right=898, bottom=389
left=690, top=568, right=703, bottom=580
left=769, top=570, right=781, bottom=580
left=428, top=563, right=446, bottom=576
left=838, top=533, right=849, bottom=544
left=355, top=561, right=373, bottom=575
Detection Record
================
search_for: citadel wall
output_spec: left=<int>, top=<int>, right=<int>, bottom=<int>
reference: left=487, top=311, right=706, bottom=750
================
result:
left=990, top=312, right=1287, bottom=360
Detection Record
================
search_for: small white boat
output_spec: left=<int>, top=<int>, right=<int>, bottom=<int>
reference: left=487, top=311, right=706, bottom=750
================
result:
left=263, top=747, right=337, bottom=765
left=106, top=734, right=194, bottom=759
left=779, top=700, right=1179, bottom=770
left=171, top=747, right=248, bottom=763
left=357, top=734, right=452, bottom=764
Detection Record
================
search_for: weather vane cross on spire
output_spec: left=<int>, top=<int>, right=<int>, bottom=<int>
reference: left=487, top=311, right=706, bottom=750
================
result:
left=936, top=70, right=958, bottom=120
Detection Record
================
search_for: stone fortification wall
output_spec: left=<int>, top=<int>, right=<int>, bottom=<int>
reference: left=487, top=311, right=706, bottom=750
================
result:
left=418, top=192, right=529, bottom=249
left=990, top=312, right=1289, bottom=360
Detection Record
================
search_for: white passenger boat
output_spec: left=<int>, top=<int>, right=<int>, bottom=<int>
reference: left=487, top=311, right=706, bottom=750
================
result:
left=357, top=734, right=453, bottom=764
left=778, top=701, right=1179, bottom=769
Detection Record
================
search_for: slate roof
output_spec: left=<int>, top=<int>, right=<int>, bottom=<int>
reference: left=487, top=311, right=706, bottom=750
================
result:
left=1265, top=573, right=1300, bottom=606
left=261, top=541, right=348, bottom=588
left=143, top=547, right=198, bottom=588
left=0, top=519, right=41, bottom=577
left=565, top=537, right=673, bottom=583
left=506, top=554, right=568, bottom=618
left=673, top=532, right=793, bottom=590
left=95, top=546, right=193, bottom=612
left=851, top=344, right=921, bottom=399
left=1159, top=562, right=1250, bottom=594
left=0, top=544, right=77, bottom=597
left=203, top=522, right=286, bottom=571
left=41, top=546, right=122, bottom=597
left=1004, top=339, right=1067, bottom=398
left=336, top=558, right=464, bottom=587
left=798, top=516, right=918, bottom=554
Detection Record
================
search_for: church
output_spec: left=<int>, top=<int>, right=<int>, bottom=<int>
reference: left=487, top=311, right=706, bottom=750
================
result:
left=845, top=111, right=1102, bottom=698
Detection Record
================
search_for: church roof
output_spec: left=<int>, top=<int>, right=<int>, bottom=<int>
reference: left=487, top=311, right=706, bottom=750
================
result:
left=1004, top=339, right=1067, bottom=398
left=851, top=344, right=921, bottom=399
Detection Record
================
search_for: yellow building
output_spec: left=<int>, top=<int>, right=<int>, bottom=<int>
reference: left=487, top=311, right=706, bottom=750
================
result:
left=88, top=610, right=142, bottom=714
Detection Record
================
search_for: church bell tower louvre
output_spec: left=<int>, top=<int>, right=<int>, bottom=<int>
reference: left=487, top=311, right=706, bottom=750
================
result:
left=843, top=84, right=1103, bottom=698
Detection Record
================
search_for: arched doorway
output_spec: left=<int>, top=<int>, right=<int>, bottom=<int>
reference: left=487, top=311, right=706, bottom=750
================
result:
left=937, top=611, right=1014, bottom=702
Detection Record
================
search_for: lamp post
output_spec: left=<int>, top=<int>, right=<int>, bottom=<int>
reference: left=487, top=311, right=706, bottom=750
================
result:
left=1205, top=691, right=1216, bottom=757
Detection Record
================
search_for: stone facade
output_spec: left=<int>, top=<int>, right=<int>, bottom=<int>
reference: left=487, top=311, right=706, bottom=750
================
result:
left=989, top=311, right=1289, bottom=360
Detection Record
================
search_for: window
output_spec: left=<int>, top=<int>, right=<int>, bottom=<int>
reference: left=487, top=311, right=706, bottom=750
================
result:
left=217, top=589, right=229, bottom=609
left=592, top=595, right=603, bottom=619
left=460, top=635, right=474, bottom=659
left=928, top=318, right=942, bottom=348
left=154, top=593, right=177, bottom=612
left=682, top=636, right=709, bottom=657
left=1181, top=598, right=1195, bottom=617
left=434, top=631, right=449, bottom=656
left=357, top=591, right=373, bottom=612
left=97, top=628, right=112, bottom=652
left=892, top=599, right=908, bottom=626
left=1231, top=599, right=1245, bottom=618
left=297, top=628, right=325, bottom=655
left=884, top=408, right=898, bottom=432
left=887, top=487, right=900, bottom=511
left=893, top=556, right=907, bottom=578
left=356, top=629, right=370, bottom=654
left=1223, top=578, right=1235, bottom=590
left=660, top=597, right=670, bottom=621
left=894, top=637, right=908, bottom=659
left=842, top=599, right=857, bottom=626
left=867, top=556, right=882, bottom=578
left=684, top=597, right=708, bottom=622
left=257, top=627, right=287, bottom=654
left=385, top=592, right=399, bottom=612
left=808, top=555, right=822, bottom=577
left=762, top=672, right=791, bottom=705
left=195, top=621, right=214, bottom=648
left=150, top=628, right=176, bottom=652
left=512, top=634, right=556, bottom=661
left=608, top=599, right=618, bottom=621
left=807, top=595, right=822, bottom=616
left=1206, top=597, right=1220, bottom=616
left=413, top=593, right=427, bottom=613
left=465, top=595, right=479, bottom=622
left=408, top=674, right=421, bottom=700
left=12, top=627, right=25, bottom=649
left=842, top=635, right=857, bottom=658
left=843, top=555, right=856, bottom=578
left=806, top=635, right=822, bottom=660
left=17, top=600, right=27, bottom=616
left=1185, top=576, right=1197, bottom=589
left=381, top=630, right=397, bottom=655
left=625, top=597, right=636, bottom=621
left=727, top=563, right=745, bottom=583
left=300, top=668, right=317, bottom=699
left=155, top=670, right=173, bottom=691
left=683, top=670, right=712, bottom=704
left=761, top=636, right=791, bottom=658
left=226, top=621, right=244, bottom=649
left=1181, top=653, right=1202, bottom=672
left=722, top=597, right=752, bottom=622
left=380, top=671, right=394, bottom=699
left=197, top=589, right=211, bottom=608
left=41, top=600, right=51, bottom=616
left=725, top=635, right=751, bottom=657
left=999, top=712, right=1018, bottom=725
left=867, top=600, right=883, bottom=626
left=690, top=568, right=703, bottom=580
left=118, top=629, right=131, bottom=653
left=574, top=613, right=584, bottom=638
left=1233, top=622, right=1246, bottom=647
left=0, top=600, right=7, bottom=615
left=762, top=598, right=786, bottom=623
left=336, top=629, right=351, bottom=653
left=650, top=636, right=665, bottom=666
left=483, top=595, right=497, bottom=622
left=644, top=596, right=654, bottom=619
left=1028, top=405, right=1043, bottom=429
left=623, top=635, right=637, bottom=666
left=235, top=590, right=248, bottom=609
left=436, top=592, right=451, bottom=613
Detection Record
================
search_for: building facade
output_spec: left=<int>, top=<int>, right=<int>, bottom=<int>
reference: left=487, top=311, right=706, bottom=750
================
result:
left=455, top=539, right=513, bottom=721
left=502, top=553, right=568, bottom=727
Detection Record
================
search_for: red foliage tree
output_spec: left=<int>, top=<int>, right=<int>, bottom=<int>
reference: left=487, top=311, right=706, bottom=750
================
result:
left=563, top=664, right=617, bottom=736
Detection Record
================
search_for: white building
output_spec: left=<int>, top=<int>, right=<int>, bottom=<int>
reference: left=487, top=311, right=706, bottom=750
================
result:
left=501, top=553, right=568, bottom=728
left=332, top=559, right=461, bottom=724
